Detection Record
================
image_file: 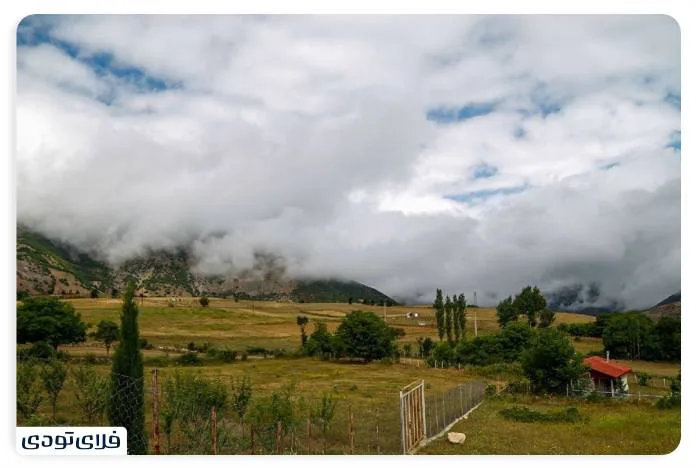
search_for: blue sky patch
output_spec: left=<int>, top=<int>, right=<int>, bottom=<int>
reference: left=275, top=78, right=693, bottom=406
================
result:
left=445, top=184, right=528, bottom=204
left=471, top=163, right=499, bottom=179
left=514, top=126, right=527, bottom=139
left=664, top=92, right=680, bottom=110
left=600, top=162, right=620, bottom=171
left=667, top=131, right=681, bottom=151
left=427, top=101, right=497, bottom=124
left=17, top=15, right=179, bottom=96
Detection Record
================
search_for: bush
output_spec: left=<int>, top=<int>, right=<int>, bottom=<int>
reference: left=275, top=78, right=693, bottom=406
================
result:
left=72, top=365, right=108, bottom=424
left=215, top=348, right=238, bottom=363
left=635, top=371, right=651, bottom=386
left=18, top=341, right=55, bottom=361
left=584, top=391, right=603, bottom=403
left=140, top=338, right=153, bottom=350
left=485, top=384, right=498, bottom=396
left=199, top=296, right=209, bottom=307
left=656, top=394, right=680, bottom=409
left=241, top=352, right=248, bottom=361
left=17, top=361, right=43, bottom=421
left=246, top=346, right=268, bottom=356
left=177, top=352, right=202, bottom=366
left=505, top=380, right=530, bottom=395
left=499, top=405, right=585, bottom=423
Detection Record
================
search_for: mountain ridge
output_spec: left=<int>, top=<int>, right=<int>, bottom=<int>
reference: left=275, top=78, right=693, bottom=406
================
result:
left=16, top=226, right=396, bottom=304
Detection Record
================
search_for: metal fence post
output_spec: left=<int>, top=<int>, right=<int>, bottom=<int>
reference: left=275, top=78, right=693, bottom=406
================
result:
left=211, top=406, right=217, bottom=455
left=349, top=404, right=354, bottom=455
left=152, top=369, right=160, bottom=455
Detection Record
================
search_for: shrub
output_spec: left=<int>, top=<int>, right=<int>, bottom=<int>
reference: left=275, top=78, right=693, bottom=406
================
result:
left=40, top=359, right=67, bottom=419
left=635, top=371, right=651, bottom=387
left=499, top=405, right=584, bottom=423
left=17, top=361, right=43, bottom=421
left=485, top=384, right=498, bottom=396
left=83, top=353, right=99, bottom=365
left=241, top=352, right=248, bottom=361
left=216, top=348, right=238, bottom=363
left=199, top=296, right=209, bottom=307
left=505, top=380, right=530, bottom=395
left=72, top=365, right=108, bottom=424
left=140, top=338, right=153, bottom=350
left=656, top=394, right=680, bottom=409
left=177, top=352, right=202, bottom=366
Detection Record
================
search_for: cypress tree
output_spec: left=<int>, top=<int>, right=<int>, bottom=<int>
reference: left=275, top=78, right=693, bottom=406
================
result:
left=434, top=289, right=445, bottom=341
left=108, top=281, right=147, bottom=454
left=445, top=295, right=453, bottom=344
left=458, top=294, right=467, bottom=340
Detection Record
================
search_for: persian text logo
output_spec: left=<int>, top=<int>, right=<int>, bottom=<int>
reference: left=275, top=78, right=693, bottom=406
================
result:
left=16, top=427, right=127, bottom=455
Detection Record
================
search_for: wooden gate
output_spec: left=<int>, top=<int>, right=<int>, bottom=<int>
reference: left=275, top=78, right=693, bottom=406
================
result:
left=399, top=380, right=426, bottom=454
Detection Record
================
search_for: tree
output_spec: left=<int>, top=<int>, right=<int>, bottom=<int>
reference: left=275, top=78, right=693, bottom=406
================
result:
left=602, top=312, right=655, bottom=360
left=111, top=288, right=119, bottom=298
left=17, top=298, right=88, bottom=350
left=454, top=294, right=467, bottom=342
left=199, top=295, right=210, bottom=307
left=496, top=296, right=517, bottom=328
left=90, top=289, right=99, bottom=299
left=335, top=310, right=397, bottom=362
left=444, top=295, right=453, bottom=344
left=348, top=297, right=353, bottom=305
left=108, top=282, right=147, bottom=454
left=417, top=337, right=435, bottom=358
left=653, top=316, right=680, bottom=362
left=92, top=320, right=120, bottom=356
left=296, top=315, right=309, bottom=346
left=311, top=392, right=337, bottom=453
left=497, top=321, right=535, bottom=362
left=304, top=322, right=335, bottom=358
left=231, top=376, right=253, bottom=423
left=41, top=359, right=67, bottom=420
left=538, top=309, right=556, bottom=328
left=520, top=327, right=585, bottom=394
left=513, top=286, right=547, bottom=327
left=434, top=289, right=445, bottom=341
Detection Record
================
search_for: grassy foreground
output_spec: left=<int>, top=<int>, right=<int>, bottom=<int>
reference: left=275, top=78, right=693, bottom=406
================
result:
left=419, top=394, right=680, bottom=455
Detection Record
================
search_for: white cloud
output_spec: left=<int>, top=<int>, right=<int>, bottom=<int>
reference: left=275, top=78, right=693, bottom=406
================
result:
left=16, top=15, right=680, bottom=309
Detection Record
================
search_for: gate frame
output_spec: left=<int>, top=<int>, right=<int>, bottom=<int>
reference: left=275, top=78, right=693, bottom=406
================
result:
left=399, top=380, right=426, bottom=454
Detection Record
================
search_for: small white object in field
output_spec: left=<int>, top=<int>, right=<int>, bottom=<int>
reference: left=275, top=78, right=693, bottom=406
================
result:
left=447, top=432, right=466, bottom=444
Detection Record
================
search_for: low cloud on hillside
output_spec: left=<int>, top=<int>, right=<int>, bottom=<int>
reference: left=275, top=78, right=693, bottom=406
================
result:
left=16, top=15, right=680, bottom=308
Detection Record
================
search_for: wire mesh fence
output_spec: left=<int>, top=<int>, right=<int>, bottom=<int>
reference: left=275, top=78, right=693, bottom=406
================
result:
left=424, top=381, right=486, bottom=438
left=17, top=359, right=404, bottom=454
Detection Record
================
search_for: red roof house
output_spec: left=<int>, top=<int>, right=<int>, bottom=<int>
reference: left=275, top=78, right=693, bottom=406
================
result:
left=583, top=356, right=632, bottom=395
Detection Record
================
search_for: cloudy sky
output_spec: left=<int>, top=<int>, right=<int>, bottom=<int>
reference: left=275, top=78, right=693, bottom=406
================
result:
left=16, top=15, right=680, bottom=308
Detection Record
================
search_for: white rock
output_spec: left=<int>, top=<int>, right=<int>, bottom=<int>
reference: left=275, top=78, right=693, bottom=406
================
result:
left=447, top=432, right=466, bottom=444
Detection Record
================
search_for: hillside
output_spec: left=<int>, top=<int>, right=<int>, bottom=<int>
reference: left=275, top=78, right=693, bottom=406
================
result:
left=644, top=291, right=681, bottom=321
left=16, top=226, right=397, bottom=304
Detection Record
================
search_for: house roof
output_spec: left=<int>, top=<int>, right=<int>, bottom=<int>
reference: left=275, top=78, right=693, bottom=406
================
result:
left=583, top=356, right=632, bottom=379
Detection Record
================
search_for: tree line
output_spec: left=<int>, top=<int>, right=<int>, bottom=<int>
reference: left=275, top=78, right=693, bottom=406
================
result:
left=559, top=311, right=680, bottom=362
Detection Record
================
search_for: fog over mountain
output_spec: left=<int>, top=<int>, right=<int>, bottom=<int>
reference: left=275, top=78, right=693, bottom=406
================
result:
left=16, top=15, right=680, bottom=308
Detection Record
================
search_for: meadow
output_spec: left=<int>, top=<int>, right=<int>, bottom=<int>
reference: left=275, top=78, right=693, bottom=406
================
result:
left=19, top=297, right=680, bottom=454
left=419, top=394, right=681, bottom=455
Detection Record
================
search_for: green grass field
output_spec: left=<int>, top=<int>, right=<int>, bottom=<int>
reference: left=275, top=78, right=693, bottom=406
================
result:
left=18, top=298, right=680, bottom=454
left=419, top=394, right=680, bottom=455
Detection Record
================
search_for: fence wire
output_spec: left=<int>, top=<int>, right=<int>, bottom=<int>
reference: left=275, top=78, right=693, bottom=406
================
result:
left=424, top=381, right=486, bottom=438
